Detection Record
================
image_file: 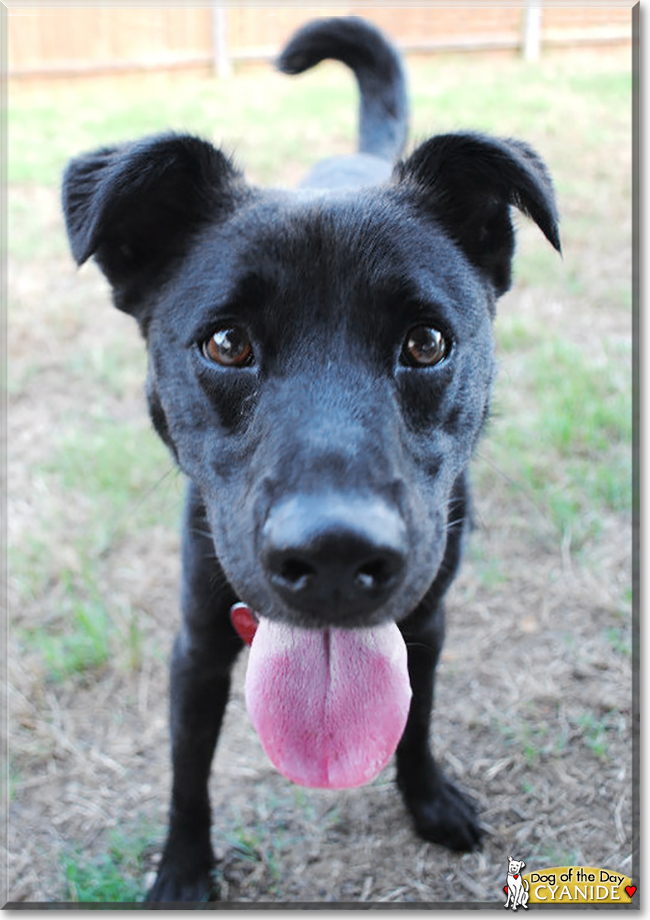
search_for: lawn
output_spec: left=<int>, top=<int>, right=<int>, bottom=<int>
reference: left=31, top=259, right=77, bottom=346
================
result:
left=7, top=43, right=634, bottom=904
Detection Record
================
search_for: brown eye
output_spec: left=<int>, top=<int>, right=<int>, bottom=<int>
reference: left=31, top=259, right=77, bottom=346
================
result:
left=202, top=326, right=253, bottom=367
left=402, top=325, right=448, bottom=367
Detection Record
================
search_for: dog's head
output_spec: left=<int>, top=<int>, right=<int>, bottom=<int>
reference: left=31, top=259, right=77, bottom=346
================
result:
left=508, top=857, right=526, bottom=875
left=63, top=131, right=559, bottom=629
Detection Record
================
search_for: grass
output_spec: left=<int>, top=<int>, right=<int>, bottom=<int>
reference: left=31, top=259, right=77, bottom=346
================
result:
left=10, top=413, right=177, bottom=683
left=9, top=52, right=631, bottom=186
left=575, top=711, right=615, bottom=761
left=501, top=700, right=621, bottom=769
left=499, top=702, right=566, bottom=768
left=7, top=374, right=181, bottom=698
left=45, top=419, right=173, bottom=529
left=605, top=626, right=631, bottom=657
left=61, top=824, right=154, bottom=903
left=23, top=600, right=111, bottom=683
left=479, top=319, right=632, bottom=550
left=16, top=560, right=148, bottom=684
left=466, top=542, right=507, bottom=590
left=530, top=845, right=581, bottom=871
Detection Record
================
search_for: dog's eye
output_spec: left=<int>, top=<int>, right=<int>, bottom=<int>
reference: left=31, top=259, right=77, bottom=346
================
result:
left=401, top=325, right=448, bottom=367
left=202, top=326, right=253, bottom=367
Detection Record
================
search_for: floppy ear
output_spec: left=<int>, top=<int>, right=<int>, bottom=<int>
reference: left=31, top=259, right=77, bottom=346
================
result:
left=62, top=133, right=243, bottom=319
left=397, top=132, right=560, bottom=296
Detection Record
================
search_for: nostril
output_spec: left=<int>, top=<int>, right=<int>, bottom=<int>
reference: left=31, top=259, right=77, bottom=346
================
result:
left=354, top=556, right=401, bottom=592
left=278, top=558, right=315, bottom=591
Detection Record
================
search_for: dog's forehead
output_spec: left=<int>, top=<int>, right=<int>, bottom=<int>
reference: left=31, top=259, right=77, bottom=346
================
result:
left=230, top=187, right=447, bottom=266
left=190, top=188, right=486, bottom=311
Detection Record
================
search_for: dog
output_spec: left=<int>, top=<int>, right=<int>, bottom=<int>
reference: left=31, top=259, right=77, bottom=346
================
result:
left=62, top=17, right=560, bottom=903
left=505, top=857, right=530, bottom=910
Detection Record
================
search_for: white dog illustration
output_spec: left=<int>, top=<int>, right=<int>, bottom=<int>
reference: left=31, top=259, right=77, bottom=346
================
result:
left=504, top=856, right=529, bottom=910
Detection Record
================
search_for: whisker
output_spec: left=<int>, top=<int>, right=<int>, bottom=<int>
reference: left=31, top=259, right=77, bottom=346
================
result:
left=190, top=527, right=216, bottom=541
left=131, top=464, right=182, bottom=514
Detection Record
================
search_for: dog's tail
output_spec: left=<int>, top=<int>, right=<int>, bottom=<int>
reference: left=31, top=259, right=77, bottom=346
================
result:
left=277, top=17, right=408, bottom=162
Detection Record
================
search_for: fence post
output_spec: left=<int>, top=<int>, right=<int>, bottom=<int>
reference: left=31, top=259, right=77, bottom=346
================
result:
left=523, top=0, right=542, bottom=61
left=211, top=5, right=232, bottom=78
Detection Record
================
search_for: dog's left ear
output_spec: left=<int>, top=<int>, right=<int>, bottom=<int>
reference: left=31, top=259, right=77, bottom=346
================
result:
left=397, top=132, right=561, bottom=297
left=62, top=133, right=243, bottom=321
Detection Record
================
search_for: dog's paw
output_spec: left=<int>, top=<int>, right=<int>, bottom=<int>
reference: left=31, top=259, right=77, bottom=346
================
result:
left=403, top=776, right=484, bottom=851
left=145, top=851, right=218, bottom=904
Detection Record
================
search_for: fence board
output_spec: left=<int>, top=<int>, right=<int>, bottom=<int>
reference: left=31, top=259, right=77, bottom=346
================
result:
left=7, top=5, right=633, bottom=81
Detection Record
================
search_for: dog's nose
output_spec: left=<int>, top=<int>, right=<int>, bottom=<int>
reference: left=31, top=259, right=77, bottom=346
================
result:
left=261, top=494, right=407, bottom=621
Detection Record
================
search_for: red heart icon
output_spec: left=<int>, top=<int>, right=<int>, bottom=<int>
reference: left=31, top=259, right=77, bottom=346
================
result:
left=504, top=886, right=509, bottom=894
left=513, top=874, right=518, bottom=879
left=625, top=885, right=636, bottom=898
left=230, top=603, right=258, bottom=646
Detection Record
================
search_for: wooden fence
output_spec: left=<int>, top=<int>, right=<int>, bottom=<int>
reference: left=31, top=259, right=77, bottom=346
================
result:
left=8, top=4, right=633, bottom=82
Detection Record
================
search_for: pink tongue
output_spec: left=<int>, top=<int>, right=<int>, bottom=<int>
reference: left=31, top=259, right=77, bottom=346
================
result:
left=243, top=615, right=412, bottom=789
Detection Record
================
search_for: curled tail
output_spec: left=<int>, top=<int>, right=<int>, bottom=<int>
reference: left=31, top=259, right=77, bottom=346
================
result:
left=277, top=17, right=408, bottom=163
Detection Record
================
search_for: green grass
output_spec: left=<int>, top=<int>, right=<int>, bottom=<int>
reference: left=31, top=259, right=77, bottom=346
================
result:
left=8, top=187, right=70, bottom=262
left=500, top=700, right=621, bottom=768
left=575, top=711, right=612, bottom=760
left=9, top=418, right=175, bottom=683
left=8, top=68, right=357, bottom=186
left=531, top=340, right=630, bottom=456
left=481, top=328, right=632, bottom=549
left=11, top=416, right=176, bottom=682
left=46, top=418, right=171, bottom=520
left=65, top=341, right=148, bottom=399
left=16, top=559, right=142, bottom=683
left=24, top=600, right=111, bottom=683
left=604, top=626, right=631, bottom=657
left=61, top=824, right=154, bottom=902
left=9, top=53, right=630, bottom=187
left=10, top=411, right=176, bottom=585
left=221, top=818, right=287, bottom=897
left=466, top=542, right=507, bottom=590
left=499, top=701, right=568, bottom=768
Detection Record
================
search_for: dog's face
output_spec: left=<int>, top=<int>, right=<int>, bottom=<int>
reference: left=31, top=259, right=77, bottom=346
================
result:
left=508, top=858, right=526, bottom=875
left=63, top=132, right=559, bottom=630
left=144, top=189, right=495, bottom=627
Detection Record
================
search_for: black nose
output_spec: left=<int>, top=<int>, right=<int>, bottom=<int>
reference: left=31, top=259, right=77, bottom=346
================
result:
left=261, top=494, right=407, bottom=620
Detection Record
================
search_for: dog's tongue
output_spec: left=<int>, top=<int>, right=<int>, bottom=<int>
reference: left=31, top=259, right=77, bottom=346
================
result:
left=240, top=609, right=411, bottom=789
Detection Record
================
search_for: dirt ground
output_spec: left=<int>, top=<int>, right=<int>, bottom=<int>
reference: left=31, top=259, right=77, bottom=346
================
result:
left=6, top=58, right=635, bottom=905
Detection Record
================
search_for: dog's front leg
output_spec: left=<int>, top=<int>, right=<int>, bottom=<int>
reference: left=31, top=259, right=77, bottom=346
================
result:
left=146, top=484, right=241, bottom=903
left=396, top=596, right=483, bottom=852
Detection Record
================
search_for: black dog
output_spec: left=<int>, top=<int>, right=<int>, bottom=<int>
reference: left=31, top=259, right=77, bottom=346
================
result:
left=62, top=18, right=560, bottom=903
